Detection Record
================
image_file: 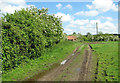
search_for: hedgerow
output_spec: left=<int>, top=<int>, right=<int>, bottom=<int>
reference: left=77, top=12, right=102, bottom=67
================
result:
left=2, top=6, right=63, bottom=73
left=77, top=32, right=119, bottom=42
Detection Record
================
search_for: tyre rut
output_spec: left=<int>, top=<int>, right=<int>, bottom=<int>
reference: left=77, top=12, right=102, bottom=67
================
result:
left=78, top=45, right=92, bottom=81
left=37, top=45, right=82, bottom=81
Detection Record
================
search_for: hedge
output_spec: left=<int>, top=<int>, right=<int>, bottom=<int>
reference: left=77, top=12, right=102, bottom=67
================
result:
left=2, top=6, right=64, bottom=73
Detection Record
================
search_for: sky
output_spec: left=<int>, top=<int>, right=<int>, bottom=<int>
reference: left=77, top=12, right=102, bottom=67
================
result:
left=0, top=0, right=119, bottom=35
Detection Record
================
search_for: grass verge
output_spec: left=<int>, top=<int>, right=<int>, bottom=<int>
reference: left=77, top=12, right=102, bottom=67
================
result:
left=2, top=40, right=82, bottom=81
left=91, top=41, right=118, bottom=81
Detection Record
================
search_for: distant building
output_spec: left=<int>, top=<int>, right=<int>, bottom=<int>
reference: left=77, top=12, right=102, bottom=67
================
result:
left=67, top=36, right=77, bottom=41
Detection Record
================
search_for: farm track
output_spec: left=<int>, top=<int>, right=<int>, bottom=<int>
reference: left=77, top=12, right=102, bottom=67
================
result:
left=37, top=45, right=81, bottom=81
left=78, top=45, right=92, bottom=81
left=27, top=44, right=95, bottom=81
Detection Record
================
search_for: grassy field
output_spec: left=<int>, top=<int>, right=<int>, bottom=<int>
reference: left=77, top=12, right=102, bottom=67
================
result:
left=2, top=40, right=82, bottom=81
left=91, top=41, right=118, bottom=81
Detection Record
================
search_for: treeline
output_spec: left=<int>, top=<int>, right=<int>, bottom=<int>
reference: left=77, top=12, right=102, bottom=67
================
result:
left=65, top=32, right=119, bottom=42
left=2, top=6, right=63, bottom=73
left=78, top=32, right=119, bottom=42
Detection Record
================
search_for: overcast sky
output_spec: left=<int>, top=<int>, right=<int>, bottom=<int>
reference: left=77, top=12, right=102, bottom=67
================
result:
left=0, top=0, right=119, bottom=35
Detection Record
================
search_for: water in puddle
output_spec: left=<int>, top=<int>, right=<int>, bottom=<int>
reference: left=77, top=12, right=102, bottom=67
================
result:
left=76, top=68, right=80, bottom=72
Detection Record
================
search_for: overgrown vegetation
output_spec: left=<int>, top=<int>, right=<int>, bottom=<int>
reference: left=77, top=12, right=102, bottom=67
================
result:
left=2, top=6, right=64, bottom=73
left=2, top=41, right=81, bottom=81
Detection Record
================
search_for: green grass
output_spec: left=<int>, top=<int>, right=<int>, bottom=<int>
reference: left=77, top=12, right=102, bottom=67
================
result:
left=2, top=40, right=82, bottom=81
left=90, top=47, right=98, bottom=81
left=91, top=41, right=118, bottom=81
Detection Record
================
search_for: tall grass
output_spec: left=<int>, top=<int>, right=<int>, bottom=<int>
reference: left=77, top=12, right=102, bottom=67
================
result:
left=2, top=40, right=82, bottom=81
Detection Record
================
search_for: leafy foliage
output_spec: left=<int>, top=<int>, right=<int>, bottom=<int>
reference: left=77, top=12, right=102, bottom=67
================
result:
left=77, top=32, right=119, bottom=42
left=73, top=32, right=76, bottom=35
left=2, top=6, right=63, bottom=73
left=2, top=41, right=82, bottom=81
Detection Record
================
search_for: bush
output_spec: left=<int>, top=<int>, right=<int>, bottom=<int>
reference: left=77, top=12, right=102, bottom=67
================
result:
left=2, top=6, right=63, bottom=72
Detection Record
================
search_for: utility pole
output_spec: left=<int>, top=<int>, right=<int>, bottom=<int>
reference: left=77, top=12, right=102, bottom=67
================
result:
left=96, top=22, right=98, bottom=35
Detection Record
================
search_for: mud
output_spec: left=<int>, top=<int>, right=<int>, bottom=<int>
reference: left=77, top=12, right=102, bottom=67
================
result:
left=27, top=44, right=94, bottom=81
left=36, top=46, right=81, bottom=81
left=78, top=45, right=92, bottom=81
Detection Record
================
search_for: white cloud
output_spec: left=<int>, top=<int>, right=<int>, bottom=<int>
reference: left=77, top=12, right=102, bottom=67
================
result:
left=66, top=4, right=72, bottom=9
left=99, top=16, right=113, bottom=21
left=2, top=0, right=26, bottom=5
left=55, top=12, right=74, bottom=22
left=66, top=24, right=77, bottom=28
left=63, top=4, right=72, bottom=10
left=86, top=0, right=118, bottom=12
left=86, top=4, right=92, bottom=9
left=90, top=20, right=117, bottom=34
left=74, top=10, right=99, bottom=16
left=64, top=28, right=73, bottom=32
left=105, top=17, right=113, bottom=21
left=27, top=5, right=35, bottom=8
left=89, top=20, right=100, bottom=24
left=75, top=0, right=117, bottom=17
left=88, top=20, right=116, bottom=31
left=64, top=18, right=117, bottom=35
left=64, top=28, right=75, bottom=34
left=71, top=19, right=89, bottom=25
left=101, top=21, right=116, bottom=29
left=79, top=26, right=97, bottom=35
left=0, top=0, right=27, bottom=14
left=112, top=4, right=118, bottom=11
left=56, top=3, right=62, bottom=10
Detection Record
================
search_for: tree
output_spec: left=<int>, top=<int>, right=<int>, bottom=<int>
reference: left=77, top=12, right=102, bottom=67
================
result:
left=73, top=32, right=76, bottom=35
left=86, top=32, right=92, bottom=41
left=86, top=32, right=91, bottom=36
left=98, top=31, right=103, bottom=36
left=64, top=33, right=67, bottom=36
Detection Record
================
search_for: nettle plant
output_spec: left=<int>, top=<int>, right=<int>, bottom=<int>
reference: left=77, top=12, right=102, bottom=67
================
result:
left=2, top=6, right=64, bottom=72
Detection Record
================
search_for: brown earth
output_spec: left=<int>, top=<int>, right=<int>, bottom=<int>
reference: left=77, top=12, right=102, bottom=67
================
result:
left=37, top=46, right=81, bottom=81
left=26, top=43, right=96, bottom=82
left=28, top=44, right=93, bottom=81
left=78, top=45, right=92, bottom=81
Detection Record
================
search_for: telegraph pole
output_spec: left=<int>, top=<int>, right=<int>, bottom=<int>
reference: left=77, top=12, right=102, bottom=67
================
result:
left=96, top=22, right=98, bottom=35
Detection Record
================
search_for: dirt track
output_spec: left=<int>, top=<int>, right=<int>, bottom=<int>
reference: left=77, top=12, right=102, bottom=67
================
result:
left=37, top=45, right=81, bottom=81
left=78, top=45, right=92, bottom=81
left=27, top=44, right=93, bottom=81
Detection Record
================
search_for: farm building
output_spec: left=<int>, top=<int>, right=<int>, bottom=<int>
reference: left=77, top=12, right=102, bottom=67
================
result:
left=67, top=36, right=77, bottom=41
